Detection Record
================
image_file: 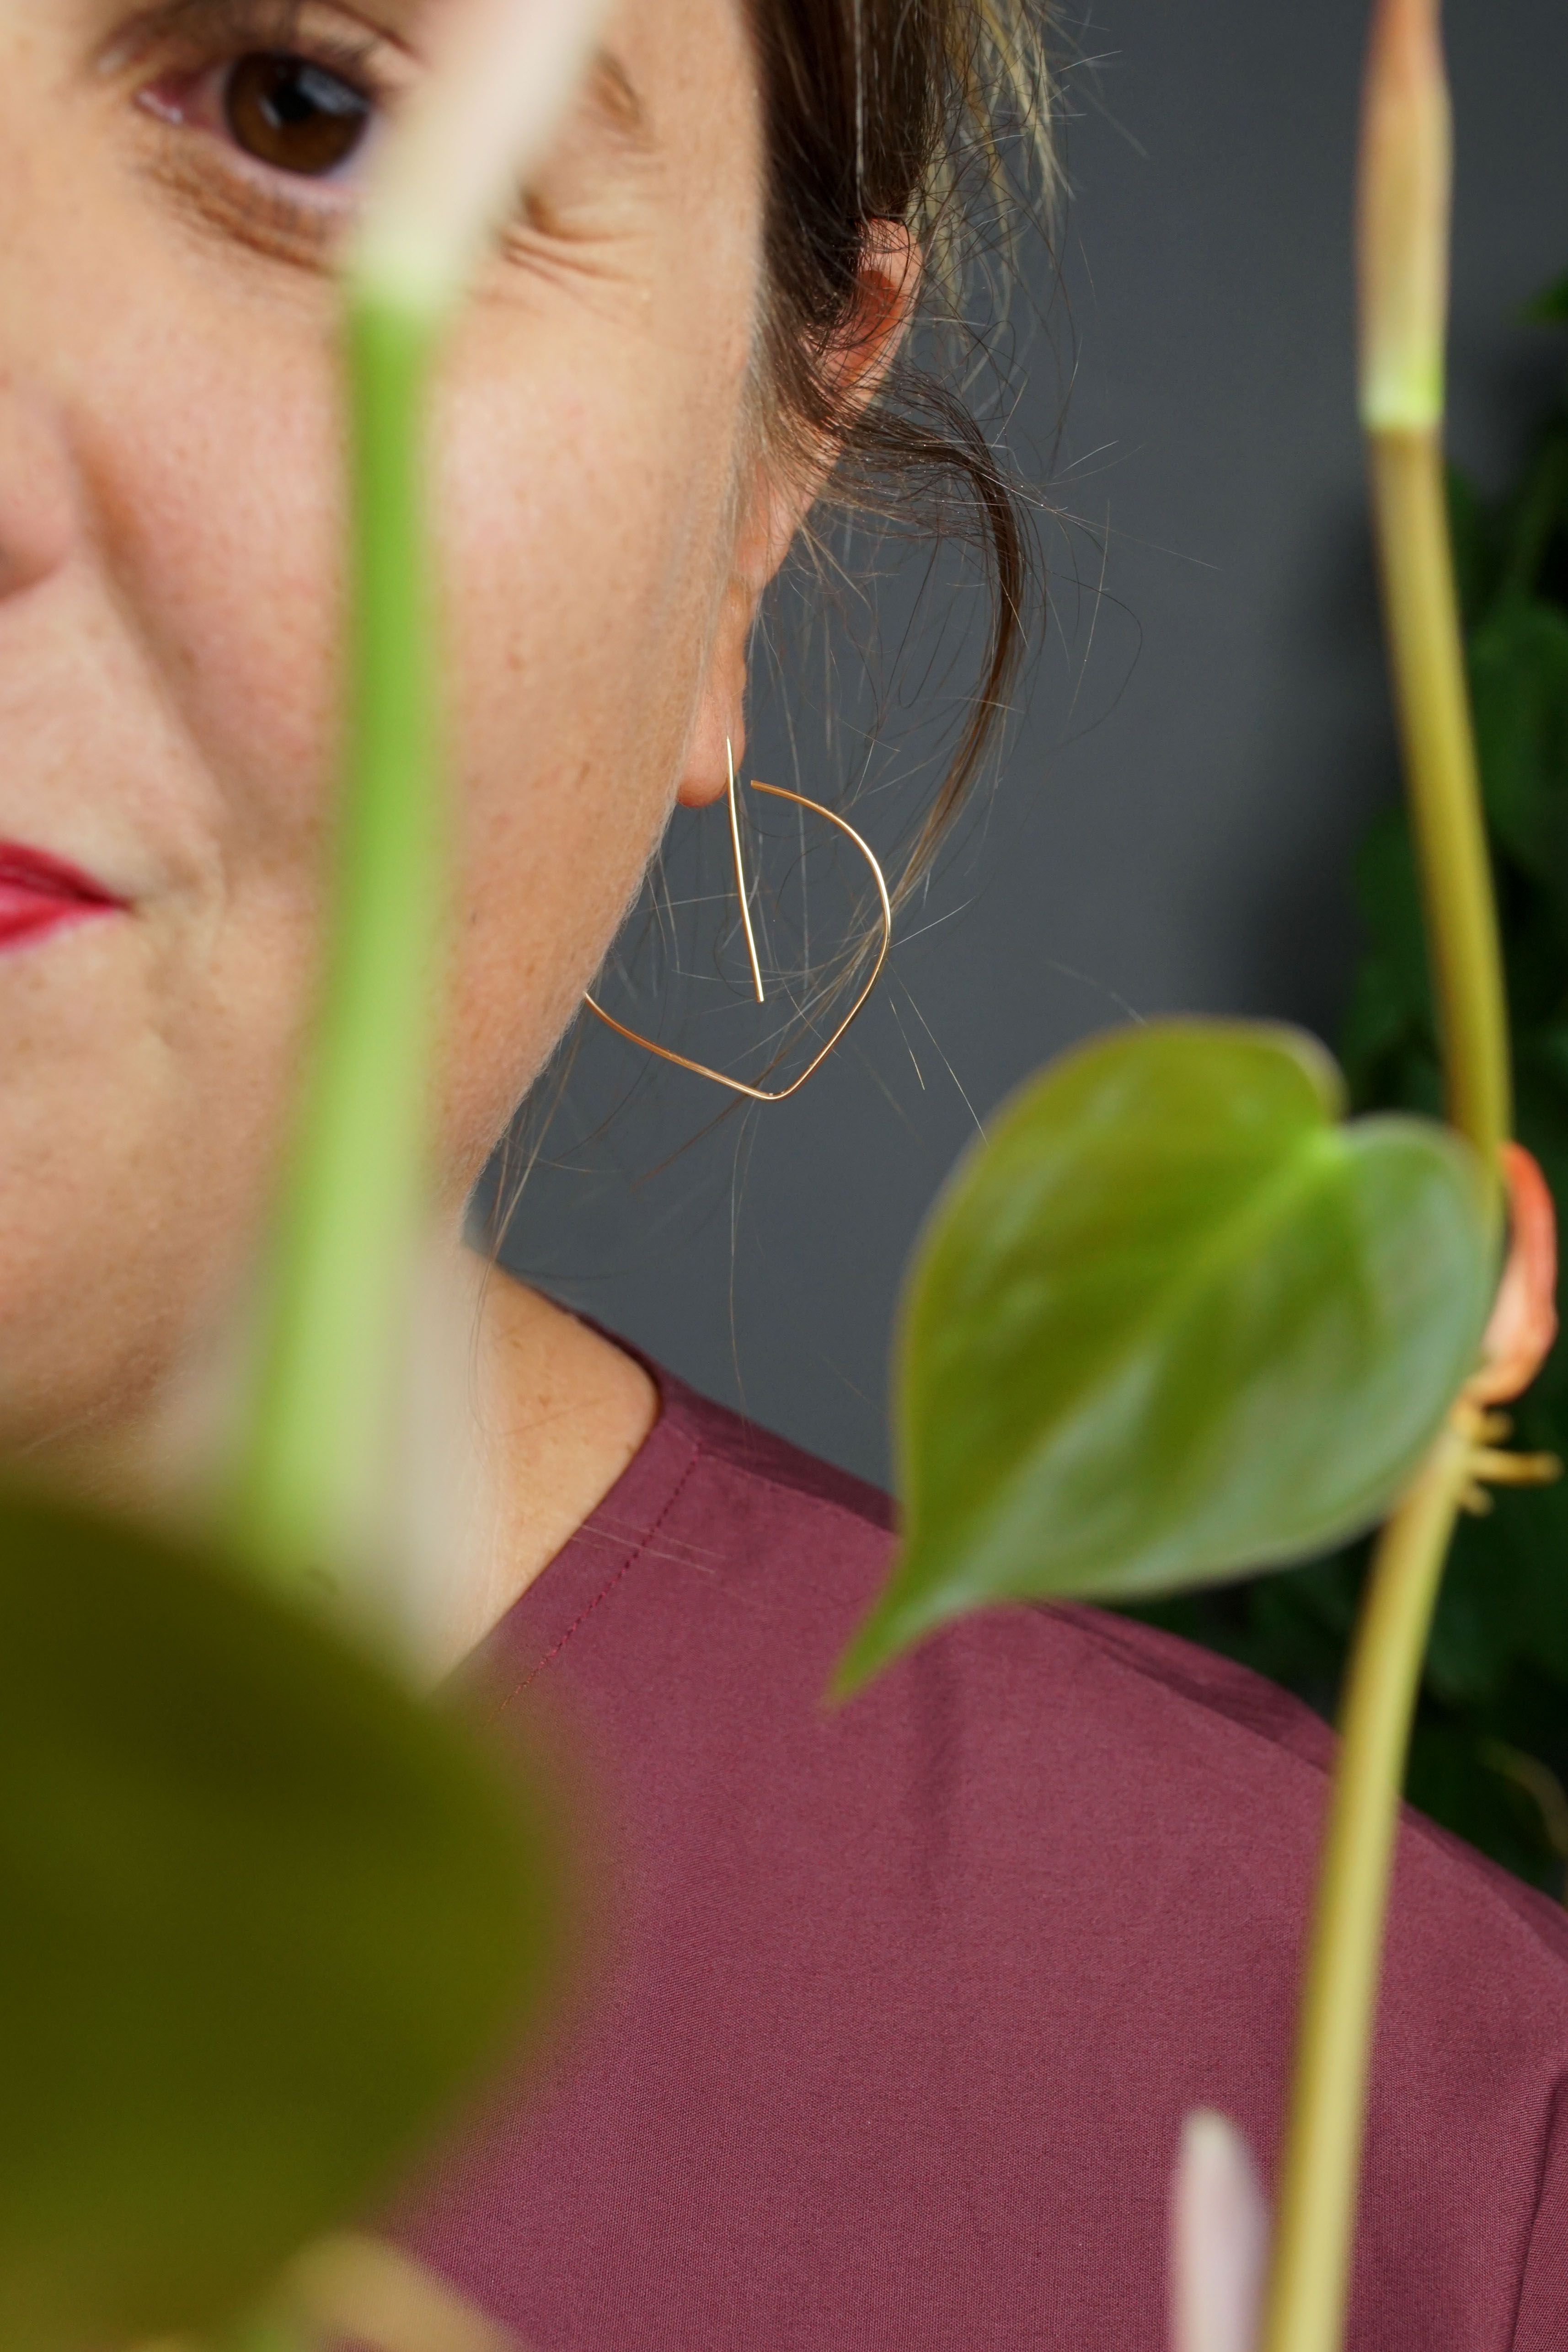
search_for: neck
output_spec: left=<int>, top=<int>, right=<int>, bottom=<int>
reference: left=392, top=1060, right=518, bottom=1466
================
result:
left=422, top=1254, right=659, bottom=1670
left=27, top=1240, right=658, bottom=1677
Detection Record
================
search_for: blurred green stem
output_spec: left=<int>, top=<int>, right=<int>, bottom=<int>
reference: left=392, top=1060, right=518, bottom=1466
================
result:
left=1261, top=1414, right=1472, bottom=2352
left=230, top=295, right=442, bottom=1588
left=1368, top=427, right=1510, bottom=1182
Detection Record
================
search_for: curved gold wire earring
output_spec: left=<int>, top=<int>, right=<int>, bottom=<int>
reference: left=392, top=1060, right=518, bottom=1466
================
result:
left=583, top=740, right=892, bottom=1102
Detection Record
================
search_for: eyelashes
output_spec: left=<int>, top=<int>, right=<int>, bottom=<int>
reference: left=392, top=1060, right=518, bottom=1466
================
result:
left=112, top=0, right=637, bottom=285
left=121, top=0, right=410, bottom=261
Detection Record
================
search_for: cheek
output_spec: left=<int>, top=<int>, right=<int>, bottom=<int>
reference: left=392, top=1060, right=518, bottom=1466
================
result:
left=78, top=310, right=344, bottom=868
left=57, top=166, right=758, bottom=1208
left=430, top=306, right=753, bottom=1172
left=71, top=307, right=351, bottom=1221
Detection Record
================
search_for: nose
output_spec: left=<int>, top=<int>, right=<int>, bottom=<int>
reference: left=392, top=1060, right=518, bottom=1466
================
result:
left=0, top=378, right=76, bottom=601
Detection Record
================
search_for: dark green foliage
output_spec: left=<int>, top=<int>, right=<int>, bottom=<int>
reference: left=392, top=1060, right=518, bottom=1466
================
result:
left=1525, top=272, right=1568, bottom=327
left=839, top=1022, right=1491, bottom=1694
left=0, top=1489, right=567, bottom=2352
left=1135, top=298, right=1568, bottom=1898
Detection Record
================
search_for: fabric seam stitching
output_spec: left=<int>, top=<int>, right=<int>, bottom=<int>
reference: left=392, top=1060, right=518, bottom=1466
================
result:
left=486, top=1438, right=703, bottom=1713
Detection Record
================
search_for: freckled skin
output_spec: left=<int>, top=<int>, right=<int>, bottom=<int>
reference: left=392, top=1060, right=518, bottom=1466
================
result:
left=0, top=9, right=744, bottom=1388
left=0, top=0, right=899, bottom=1644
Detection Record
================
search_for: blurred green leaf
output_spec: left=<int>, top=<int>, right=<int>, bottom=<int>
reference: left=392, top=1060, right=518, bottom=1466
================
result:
left=0, top=1491, right=567, bottom=2352
left=1496, top=426, right=1568, bottom=606
left=1469, top=599, right=1568, bottom=898
left=1447, top=464, right=1500, bottom=628
left=1524, top=270, right=1568, bottom=325
left=837, top=1022, right=1493, bottom=1692
left=1339, top=809, right=1437, bottom=1100
left=1405, top=1718, right=1559, bottom=1887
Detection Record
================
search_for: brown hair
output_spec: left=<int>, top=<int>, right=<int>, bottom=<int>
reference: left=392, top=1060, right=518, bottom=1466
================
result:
left=486, top=0, right=1055, bottom=1222
left=748, top=0, right=1054, bottom=895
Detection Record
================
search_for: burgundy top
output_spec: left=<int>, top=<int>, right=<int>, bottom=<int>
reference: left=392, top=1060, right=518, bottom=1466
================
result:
left=412, top=1366, right=1568, bottom=2349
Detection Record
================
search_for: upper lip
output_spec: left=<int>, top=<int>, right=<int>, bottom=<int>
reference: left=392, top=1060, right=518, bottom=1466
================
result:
left=0, top=841, right=126, bottom=908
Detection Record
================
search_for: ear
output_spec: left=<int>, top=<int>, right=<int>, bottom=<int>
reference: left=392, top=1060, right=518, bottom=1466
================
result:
left=676, top=222, right=920, bottom=808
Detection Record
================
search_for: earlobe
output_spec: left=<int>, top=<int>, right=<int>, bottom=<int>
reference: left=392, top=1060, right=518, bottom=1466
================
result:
left=676, top=469, right=797, bottom=807
left=675, top=717, right=742, bottom=810
left=676, top=575, right=752, bottom=809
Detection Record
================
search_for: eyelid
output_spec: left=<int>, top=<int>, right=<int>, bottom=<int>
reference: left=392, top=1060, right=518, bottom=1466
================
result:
left=123, top=0, right=416, bottom=145
left=103, top=0, right=415, bottom=78
left=122, top=0, right=418, bottom=248
left=120, top=1, right=637, bottom=275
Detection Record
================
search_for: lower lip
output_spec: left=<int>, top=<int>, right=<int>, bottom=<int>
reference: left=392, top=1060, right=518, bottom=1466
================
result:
left=0, top=847, right=124, bottom=951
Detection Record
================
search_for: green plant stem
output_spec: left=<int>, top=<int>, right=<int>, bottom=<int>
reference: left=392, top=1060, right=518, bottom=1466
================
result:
left=230, top=292, right=443, bottom=1589
left=1261, top=1415, right=1472, bottom=2352
left=1368, top=426, right=1511, bottom=1186
left=1263, top=416, right=1513, bottom=2351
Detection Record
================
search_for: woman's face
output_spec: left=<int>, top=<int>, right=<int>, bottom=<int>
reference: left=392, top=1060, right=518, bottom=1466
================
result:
left=0, top=0, right=781, bottom=1455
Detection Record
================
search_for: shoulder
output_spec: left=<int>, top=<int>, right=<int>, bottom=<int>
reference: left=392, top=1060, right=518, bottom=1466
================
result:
left=658, top=1366, right=895, bottom=1535
left=641, top=1374, right=1568, bottom=2079
left=552, top=1361, right=1568, bottom=1992
left=481, top=1365, right=1568, bottom=2348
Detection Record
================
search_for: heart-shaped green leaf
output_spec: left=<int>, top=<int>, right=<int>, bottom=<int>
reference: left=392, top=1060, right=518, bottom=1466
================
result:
left=837, top=1021, right=1494, bottom=1693
left=0, top=1490, right=567, bottom=2352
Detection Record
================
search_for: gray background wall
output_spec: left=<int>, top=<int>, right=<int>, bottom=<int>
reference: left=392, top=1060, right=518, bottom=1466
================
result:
left=488, top=0, right=1568, bottom=1490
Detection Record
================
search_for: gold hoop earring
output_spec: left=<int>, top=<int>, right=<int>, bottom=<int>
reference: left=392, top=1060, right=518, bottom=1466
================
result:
left=583, top=740, right=892, bottom=1103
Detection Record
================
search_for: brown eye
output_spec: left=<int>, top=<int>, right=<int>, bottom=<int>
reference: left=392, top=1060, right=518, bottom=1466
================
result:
left=223, top=53, right=370, bottom=178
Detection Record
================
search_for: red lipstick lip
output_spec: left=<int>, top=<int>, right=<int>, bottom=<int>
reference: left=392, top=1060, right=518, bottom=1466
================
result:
left=0, top=841, right=126, bottom=950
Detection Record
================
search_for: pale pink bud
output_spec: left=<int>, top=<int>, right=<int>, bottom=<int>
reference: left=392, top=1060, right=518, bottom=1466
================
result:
left=1357, top=0, right=1451, bottom=431
left=1171, top=2110, right=1269, bottom=2352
